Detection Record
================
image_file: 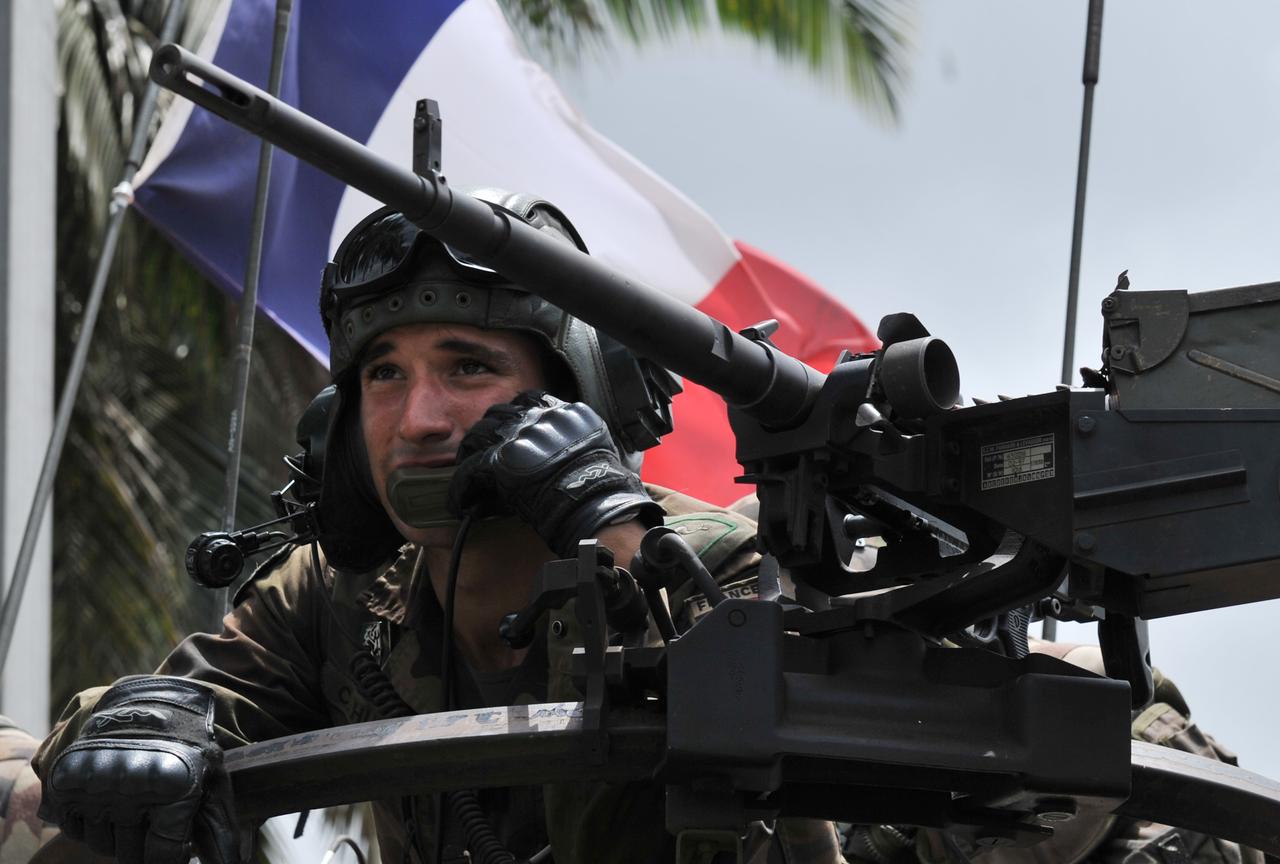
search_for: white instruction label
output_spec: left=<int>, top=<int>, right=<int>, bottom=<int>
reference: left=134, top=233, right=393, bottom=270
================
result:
left=980, top=434, right=1055, bottom=490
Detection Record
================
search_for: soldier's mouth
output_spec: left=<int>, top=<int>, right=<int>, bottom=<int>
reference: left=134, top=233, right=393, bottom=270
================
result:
left=394, top=458, right=455, bottom=470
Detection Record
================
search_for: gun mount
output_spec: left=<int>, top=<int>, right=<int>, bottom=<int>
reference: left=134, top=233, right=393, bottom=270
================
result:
left=150, top=45, right=1280, bottom=859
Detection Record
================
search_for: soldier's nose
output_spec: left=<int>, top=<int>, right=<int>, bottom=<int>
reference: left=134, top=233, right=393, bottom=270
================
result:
left=398, top=379, right=453, bottom=442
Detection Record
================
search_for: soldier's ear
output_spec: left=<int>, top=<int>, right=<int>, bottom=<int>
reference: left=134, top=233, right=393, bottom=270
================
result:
left=314, top=382, right=404, bottom=571
left=533, top=343, right=578, bottom=402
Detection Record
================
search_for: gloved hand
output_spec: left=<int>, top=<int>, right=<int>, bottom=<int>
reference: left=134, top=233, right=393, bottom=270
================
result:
left=449, top=391, right=664, bottom=557
left=38, top=676, right=243, bottom=864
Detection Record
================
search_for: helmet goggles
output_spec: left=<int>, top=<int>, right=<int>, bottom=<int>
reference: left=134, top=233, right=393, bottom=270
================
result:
left=323, top=206, right=509, bottom=309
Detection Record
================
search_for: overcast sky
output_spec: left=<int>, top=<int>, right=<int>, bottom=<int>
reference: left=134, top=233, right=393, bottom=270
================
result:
left=533, top=1, right=1280, bottom=778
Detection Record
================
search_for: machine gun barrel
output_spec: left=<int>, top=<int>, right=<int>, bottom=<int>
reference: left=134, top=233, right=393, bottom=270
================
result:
left=149, top=44, right=825, bottom=429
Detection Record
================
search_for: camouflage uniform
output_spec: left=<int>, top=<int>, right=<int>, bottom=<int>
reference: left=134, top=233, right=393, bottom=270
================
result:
left=0, top=718, right=56, bottom=864
left=838, top=641, right=1261, bottom=864
left=33, top=486, right=847, bottom=864
left=0, top=718, right=108, bottom=864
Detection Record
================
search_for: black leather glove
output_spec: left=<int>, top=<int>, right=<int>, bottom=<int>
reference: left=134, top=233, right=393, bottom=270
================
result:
left=38, top=676, right=243, bottom=864
left=449, top=391, right=664, bottom=556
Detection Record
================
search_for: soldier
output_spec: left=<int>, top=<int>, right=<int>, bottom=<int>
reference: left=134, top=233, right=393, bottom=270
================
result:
left=31, top=191, right=846, bottom=864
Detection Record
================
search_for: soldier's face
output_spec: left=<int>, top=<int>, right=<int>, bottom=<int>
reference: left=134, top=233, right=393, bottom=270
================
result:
left=358, top=322, right=547, bottom=543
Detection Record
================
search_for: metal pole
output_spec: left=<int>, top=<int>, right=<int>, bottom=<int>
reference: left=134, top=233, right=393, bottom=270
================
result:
left=0, top=0, right=12, bottom=701
left=0, top=0, right=56, bottom=729
left=212, top=0, right=293, bottom=626
left=1046, top=0, right=1104, bottom=644
left=1059, top=0, right=1104, bottom=388
left=0, top=0, right=188, bottom=674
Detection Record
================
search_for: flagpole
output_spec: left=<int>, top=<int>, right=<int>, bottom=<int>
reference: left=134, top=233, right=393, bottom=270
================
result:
left=0, top=0, right=187, bottom=676
left=1045, top=0, right=1104, bottom=644
left=212, top=0, right=294, bottom=627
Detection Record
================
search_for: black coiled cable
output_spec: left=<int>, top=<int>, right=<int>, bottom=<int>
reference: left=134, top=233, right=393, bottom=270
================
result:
left=349, top=649, right=413, bottom=718
left=347, top=512, right=526, bottom=864
left=347, top=648, right=424, bottom=864
left=450, top=794, right=516, bottom=864
left=348, top=647, right=518, bottom=864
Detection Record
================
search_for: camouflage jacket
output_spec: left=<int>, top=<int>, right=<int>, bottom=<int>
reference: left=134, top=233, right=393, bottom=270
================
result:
left=33, top=486, right=847, bottom=864
left=0, top=718, right=109, bottom=864
left=0, top=718, right=56, bottom=864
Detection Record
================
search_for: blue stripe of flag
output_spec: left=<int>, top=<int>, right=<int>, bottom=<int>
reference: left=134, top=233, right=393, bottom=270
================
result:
left=135, top=0, right=465, bottom=360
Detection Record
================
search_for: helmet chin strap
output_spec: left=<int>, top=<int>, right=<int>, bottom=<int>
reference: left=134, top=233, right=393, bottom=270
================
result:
left=385, top=466, right=461, bottom=529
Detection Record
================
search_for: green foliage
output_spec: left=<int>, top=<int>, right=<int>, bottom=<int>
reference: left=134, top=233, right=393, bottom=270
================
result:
left=718, top=0, right=910, bottom=120
left=501, top=0, right=913, bottom=121
left=52, top=0, right=327, bottom=716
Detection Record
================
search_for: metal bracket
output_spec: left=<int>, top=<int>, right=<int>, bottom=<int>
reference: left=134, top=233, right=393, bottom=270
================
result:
left=412, top=98, right=442, bottom=177
left=669, top=784, right=746, bottom=864
left=739, top=318, right=779, bottom=343
left=498, top=561, right=578, bottom=650
left=1099, top=611, right=1154, bottom=708
left=574, top=540, right=611, bottom=764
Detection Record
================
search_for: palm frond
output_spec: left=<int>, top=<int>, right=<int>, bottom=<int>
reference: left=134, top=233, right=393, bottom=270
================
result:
left=595, top=0, right=708, bottom=43
left=52, top=0, right=329, bottom=714
left=499, top=0, right=604, bottom=57
left=499, top=0, right=914, bottom=121
left=834, top=0, right=910, bottom=121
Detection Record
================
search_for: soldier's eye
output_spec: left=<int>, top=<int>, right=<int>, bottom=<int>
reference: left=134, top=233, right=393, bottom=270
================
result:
left=363, top=363, right=400, bottom=382
left=457, top=359, right=493, bottom=376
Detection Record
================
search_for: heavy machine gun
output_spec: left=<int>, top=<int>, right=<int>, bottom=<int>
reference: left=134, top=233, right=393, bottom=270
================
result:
left=150, top=45, right=1280, bottom=859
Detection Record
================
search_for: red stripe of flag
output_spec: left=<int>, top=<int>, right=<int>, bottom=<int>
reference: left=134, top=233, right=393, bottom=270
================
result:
left=641, top=242, right=878, bottom=505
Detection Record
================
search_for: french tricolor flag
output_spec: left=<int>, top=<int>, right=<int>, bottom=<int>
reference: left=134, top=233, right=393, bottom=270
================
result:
left=135, top=0, right=876, bottom=505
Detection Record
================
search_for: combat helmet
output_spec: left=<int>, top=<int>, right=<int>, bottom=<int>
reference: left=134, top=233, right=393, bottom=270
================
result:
left=302, top=188, right=680, bottom=571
